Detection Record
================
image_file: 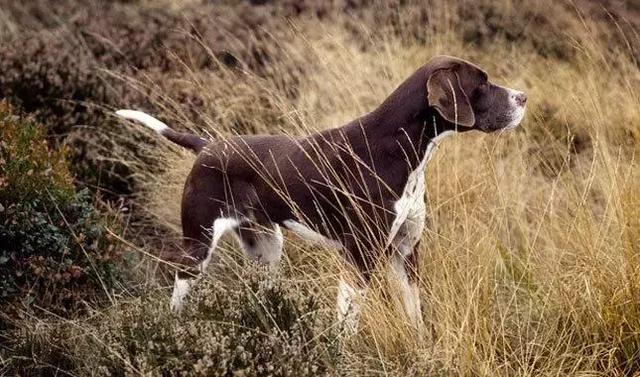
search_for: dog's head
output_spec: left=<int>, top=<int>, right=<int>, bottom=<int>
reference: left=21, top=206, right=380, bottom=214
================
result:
left=425, top=55, right=526, bottom=132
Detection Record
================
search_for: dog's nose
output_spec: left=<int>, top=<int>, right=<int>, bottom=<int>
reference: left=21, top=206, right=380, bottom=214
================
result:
left=515, top=92, right=527, bottom=106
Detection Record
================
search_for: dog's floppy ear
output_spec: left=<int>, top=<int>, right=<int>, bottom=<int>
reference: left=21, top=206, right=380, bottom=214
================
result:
left=426, top=68, right=475, bottom=127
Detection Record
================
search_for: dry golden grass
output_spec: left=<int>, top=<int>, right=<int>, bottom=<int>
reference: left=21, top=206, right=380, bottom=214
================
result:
left=119, top=2, right=639, bottom=373
left=115, top=17, right=638, bottom=375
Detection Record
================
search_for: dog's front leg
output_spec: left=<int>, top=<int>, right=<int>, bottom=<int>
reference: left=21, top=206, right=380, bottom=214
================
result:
left=336, top=278, right=364, bottom=334
left=389, top=251, right=424, bottom=333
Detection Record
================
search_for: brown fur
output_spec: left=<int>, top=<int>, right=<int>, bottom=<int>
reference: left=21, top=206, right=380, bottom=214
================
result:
left=164, top=55, right=525, bottom=279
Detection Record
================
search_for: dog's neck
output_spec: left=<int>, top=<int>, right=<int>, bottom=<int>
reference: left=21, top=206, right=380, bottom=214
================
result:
left=350, top=66, right=453, bottom=170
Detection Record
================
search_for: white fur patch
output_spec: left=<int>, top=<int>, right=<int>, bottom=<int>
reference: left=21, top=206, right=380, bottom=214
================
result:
left=170, top=274, right=191, bottom=313
left=201, top=217, right=241, bottom=271
left=382, top=131, right=454, bottom=329
left=234, top=224, right=284, bottom=266
left=386, top=130, right=454, bottom=249
left=115, top=109, right=169, bottom=134
left=170, top=217, right=239, bottom=314
left=389, top=255, right=422, bottom=328
left=283, top=220, right=343, bottom=249
left=503, top=88, right=526, bottom=130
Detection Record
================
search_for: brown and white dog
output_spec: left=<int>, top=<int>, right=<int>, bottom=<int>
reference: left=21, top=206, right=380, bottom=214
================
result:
left=116, top=55, right=526, bottom=329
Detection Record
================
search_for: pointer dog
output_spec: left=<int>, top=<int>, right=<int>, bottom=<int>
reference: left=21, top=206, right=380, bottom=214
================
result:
left=116, top=55, right=526, bottom=329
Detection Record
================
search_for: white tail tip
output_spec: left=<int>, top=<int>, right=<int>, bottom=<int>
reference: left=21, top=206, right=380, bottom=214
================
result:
left=115, top=109, right=169, bottom=134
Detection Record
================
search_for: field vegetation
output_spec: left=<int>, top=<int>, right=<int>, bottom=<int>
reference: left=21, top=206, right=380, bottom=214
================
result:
left=1, top=0, right=639, bottom=375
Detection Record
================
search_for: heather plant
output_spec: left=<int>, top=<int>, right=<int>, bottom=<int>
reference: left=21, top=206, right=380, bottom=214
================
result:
left=0, top=102, right=125, bottom=314
left=0, top=0, right=294, bottom=196
left=6, top=265, right=341, bottom=376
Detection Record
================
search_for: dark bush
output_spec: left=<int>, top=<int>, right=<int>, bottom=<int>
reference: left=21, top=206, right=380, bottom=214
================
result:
left=0, top=0, right=295, bottom=134
left=0, top=0, right=297, bottom=197
left=0, top=30, right=111, bottom=137
left=0, top=102, right=125, bottom=313
left=0, top=26, right=139, bottom=195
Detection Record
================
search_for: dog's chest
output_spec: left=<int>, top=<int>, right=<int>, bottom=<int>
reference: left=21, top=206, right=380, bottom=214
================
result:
left=388, top=154, right=428, bottom=254
left=396, top=160, right=427, bottom=220
left=387, top=131, right=453, bottom=253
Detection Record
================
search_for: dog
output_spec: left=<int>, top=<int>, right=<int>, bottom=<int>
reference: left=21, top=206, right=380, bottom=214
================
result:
left=116, top=55, right=526, bottom=329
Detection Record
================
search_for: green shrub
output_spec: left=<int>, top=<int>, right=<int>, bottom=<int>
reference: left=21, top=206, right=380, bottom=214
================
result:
left=0, top=102, right=124, bottom=313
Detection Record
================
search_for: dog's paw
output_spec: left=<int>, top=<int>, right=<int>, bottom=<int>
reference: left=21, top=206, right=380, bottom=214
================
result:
left=170, top=276, right=191, bottom=314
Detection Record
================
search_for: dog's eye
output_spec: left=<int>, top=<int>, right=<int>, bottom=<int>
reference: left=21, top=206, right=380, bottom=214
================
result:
left=472, top=83, right=488, bottom=100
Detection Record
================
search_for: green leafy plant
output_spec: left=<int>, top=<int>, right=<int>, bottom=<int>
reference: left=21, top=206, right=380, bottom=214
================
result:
left=0, top=102, right=124, bottom=313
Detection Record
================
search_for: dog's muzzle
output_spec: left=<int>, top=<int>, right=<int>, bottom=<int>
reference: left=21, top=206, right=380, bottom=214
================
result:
left=503, top=89, right=527, bottom=130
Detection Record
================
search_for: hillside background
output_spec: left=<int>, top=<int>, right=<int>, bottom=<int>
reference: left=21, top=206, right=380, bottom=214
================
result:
left=1, top=0, right=639, bottom=375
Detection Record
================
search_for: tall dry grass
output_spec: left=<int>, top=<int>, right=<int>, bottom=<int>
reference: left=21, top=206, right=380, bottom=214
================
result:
left=5, top=0, right=640, bottom=375
left=117, top=18, right=639, bottom=376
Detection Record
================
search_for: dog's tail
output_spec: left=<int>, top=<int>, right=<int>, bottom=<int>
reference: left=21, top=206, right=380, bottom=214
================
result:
left=115, top=110, right=206, bottom=153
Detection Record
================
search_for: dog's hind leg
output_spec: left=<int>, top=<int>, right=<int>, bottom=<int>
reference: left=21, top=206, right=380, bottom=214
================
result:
left=201, top=218, right=241, bottom=271
left=170, top=276, right=191, bottom=313
left=233, top=222, right=284, bottom=267
left=170, top=217, right=239, bottom=313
